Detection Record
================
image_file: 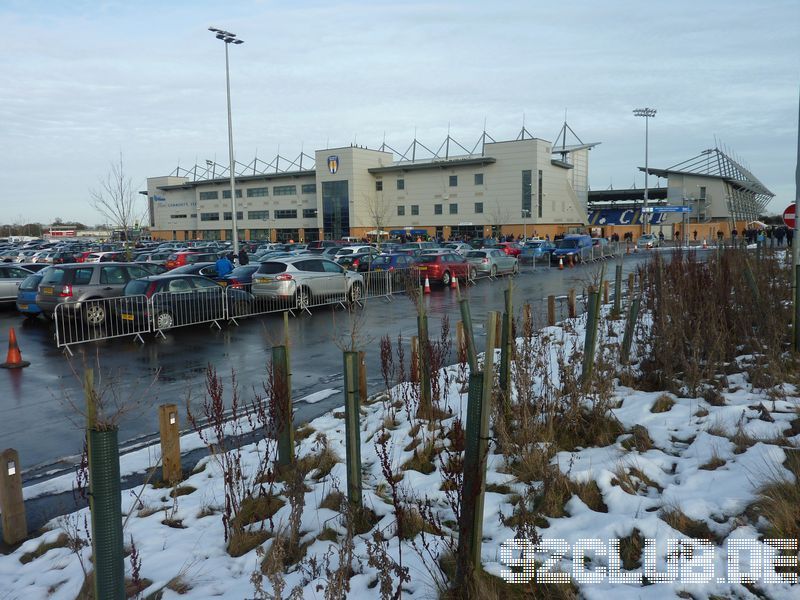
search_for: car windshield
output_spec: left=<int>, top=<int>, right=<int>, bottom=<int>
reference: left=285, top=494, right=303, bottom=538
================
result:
left=40, top=268, right=66, bottom=285
left=466, top=251, right=486, bottom=258
left=372, top=256, right=391, bottom=265
left=124, top=280, right=150, bottom=295
left=229, top=266, right=257, bottom=277
left=415, top=255, right=438, bottom=264
left=258, top=262, right=288, bottom=274
left=556, top=239, right=579, bottom=249
left=19, top=274, right=42, bottom=291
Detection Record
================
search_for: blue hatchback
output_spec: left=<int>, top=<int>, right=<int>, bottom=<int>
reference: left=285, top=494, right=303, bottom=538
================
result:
left=16, top=272, right=45, bottom=318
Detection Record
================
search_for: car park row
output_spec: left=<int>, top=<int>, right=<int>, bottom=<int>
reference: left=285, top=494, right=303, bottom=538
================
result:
left=1, top=236, right=623, bottom=353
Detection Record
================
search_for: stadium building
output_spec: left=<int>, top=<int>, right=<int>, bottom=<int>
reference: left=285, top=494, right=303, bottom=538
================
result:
left=146, top=124, right=599, bottom=242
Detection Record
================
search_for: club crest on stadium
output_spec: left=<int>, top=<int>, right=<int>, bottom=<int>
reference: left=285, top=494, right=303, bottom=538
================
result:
left=327, top=155, right=339, bottom=174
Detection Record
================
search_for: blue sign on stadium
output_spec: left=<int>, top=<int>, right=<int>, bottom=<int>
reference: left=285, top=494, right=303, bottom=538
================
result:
left=588, top=208, right=668, bottom=226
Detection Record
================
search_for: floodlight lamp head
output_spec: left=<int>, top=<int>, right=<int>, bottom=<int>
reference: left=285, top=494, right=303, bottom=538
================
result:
left=633, top=107, right=657, bottom=118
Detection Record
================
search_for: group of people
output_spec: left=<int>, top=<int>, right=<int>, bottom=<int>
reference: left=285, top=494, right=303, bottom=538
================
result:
left=215, top=247, right=250, bottom=277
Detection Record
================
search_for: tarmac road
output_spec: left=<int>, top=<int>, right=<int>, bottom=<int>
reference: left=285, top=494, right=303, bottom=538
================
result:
left=0, top=254, right=653, bottom=485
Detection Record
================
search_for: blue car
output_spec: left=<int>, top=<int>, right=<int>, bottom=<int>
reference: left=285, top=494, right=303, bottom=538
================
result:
left=16, top=272, right=45, bottom=318
left=520, top=240, right=556, bottom=257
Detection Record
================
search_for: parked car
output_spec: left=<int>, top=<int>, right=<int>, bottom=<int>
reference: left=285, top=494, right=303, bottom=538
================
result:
left=137, top=263, right=169, bottom=276
left=357, top=253, right=416, bottom=273
left=251, top=256, right=364, bottom=308
left=16, top=272, right=45, bottom=318
left=165, top=251, right=219, bottom=270
left=17, top=263, right=51, bottom=273
left=169, top=262, right=218, bottom=277
left=50, top=251, right=83, bottom=264
left=465, top=249, right=519, bottom=277
left=337, top=249, right=378, bottom=270
left=85, top=251, right=127, bottom=263
left=36, top=262, right=152, bottom=324
left=0, top=264, right=34, bottom=303
left=443, top=242, right=473, bottom=256
left=636, top=234, right=659, bottom=249
left=490, top=242, right=522, bottom=258
left=335, top=245, right=373, bottom=257
left=412, top=252, right=476, bottom=286
left=221, top=265, right=261, bottom=291
left=135, top=251, right=172, bottom=266
left=520, top=240, right=556, bottom=258
left=120, top=274, right=253, bottom=329
left=552, top=234, right=593, bottom=260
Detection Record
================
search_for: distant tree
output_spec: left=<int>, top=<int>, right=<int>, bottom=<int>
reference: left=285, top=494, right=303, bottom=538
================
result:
left=90, top=153, right=147, bottom=255
left=365, top=191, right=390, bottom=248
left=487, top=202, right=510, bottom=239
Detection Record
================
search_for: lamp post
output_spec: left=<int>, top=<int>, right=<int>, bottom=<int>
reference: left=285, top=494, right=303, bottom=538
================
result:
left=633, top=107, right=656, bottom=237
left=209, top=27, right=244, bottom=255
left=521, top=209, right=530, bottom=242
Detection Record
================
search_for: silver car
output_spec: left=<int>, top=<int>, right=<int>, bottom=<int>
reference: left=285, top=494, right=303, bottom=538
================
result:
left=251, top=256, right=364, bottom=308
left=443, top=242, right=472, bottom=256
left=465, top=249, right=518, bottom=277
left=0, top=264, right=34, bottom=302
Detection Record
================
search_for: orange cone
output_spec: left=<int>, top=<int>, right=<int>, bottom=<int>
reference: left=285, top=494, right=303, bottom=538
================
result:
left=558, top=256, right=564, bottom=270
left=1, top=328, right=30, bottom=369
left=423, top=276, right=431, bottom=294
left=451, top=274, right=458, bottom=289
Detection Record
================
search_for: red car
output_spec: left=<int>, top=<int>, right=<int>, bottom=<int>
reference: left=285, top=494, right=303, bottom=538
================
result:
left=491, top=242, right=522, bottom=257
left=165, top=251, right=219, bottom=270
left=413, top=252, right=476, bottom=286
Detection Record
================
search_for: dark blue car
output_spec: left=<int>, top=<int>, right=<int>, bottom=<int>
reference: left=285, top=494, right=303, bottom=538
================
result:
left=16, top=272, right=45, bottom=318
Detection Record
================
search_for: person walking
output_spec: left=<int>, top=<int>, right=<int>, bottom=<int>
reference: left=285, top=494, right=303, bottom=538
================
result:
left=238, top=247, right=249, bottom=266
left=693, top=230, right=698, bottom=241
left=216, top=253, right=234, bottom=277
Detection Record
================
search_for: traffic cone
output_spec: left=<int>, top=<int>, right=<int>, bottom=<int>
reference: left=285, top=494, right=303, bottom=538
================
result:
left=423, top=276, right=431, bottom=294
left=559, top=256, right=564, bottom=270
left=702, top=238, right=708, bottom=249
left=1, top=328, right=30, bottom=369
left=451, top=274, right=458, bottom=289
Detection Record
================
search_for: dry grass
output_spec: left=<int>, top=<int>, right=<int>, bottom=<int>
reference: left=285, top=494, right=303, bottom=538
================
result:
left=650, top=394, right=675, bottom=413
left=611, top=464, right=663, bottom=495
left=660, top=508, right=714, bottom=541
left=231, top=494, right=285, bottom=531
left=402, top=440, right=439, bottom=474
left=169, top=485, right=196, bottom=498
left=698, top=454, right=726, bottom=471
left=294, top=424, right=315, bottom=441
left=752, top=450, right=800, bottom=540
left=19, top=533, right=69, bottom=564
left=618, top=529, right=645, bottom=570
left=440, top=566, right=578, bottom=599
left=319, top=490, right=345, bottom=511
left=621, top=425, right=654, bottom=452
left=228, top=529, right=271, bottom=558
left=295, top=443, right=340, bottom=480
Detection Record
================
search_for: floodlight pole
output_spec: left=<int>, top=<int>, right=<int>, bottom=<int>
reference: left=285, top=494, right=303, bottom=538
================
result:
left=210, top=27, right=244, bottom=255
left=633, top=108, right=657, bottom=237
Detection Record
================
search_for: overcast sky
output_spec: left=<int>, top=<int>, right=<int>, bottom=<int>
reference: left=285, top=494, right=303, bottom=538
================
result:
left=1, top=0, right=798, bottom=225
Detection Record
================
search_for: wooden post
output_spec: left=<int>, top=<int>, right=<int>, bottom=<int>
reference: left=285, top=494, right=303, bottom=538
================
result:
left=603, top=280, right=610, bottom=304
left=547, top=295, right=556, bottom=326
left=456, top=320, right=466, bottom=360
left=494, top=315, right=502, bottom=349
left=158, top=404, right=182, bottom=484
left=567, top=289, right=577, bottom=318
left=0, top=448, right=27, bottom=545
left=410, top=335, right=419, bottom=383
left=628, top=273, right=635, bottom=300
left=343, top=351, right=363, bottom=508
left=273, top=345, right=294, bottom=468
left=358, top=351, right=367, bottom=403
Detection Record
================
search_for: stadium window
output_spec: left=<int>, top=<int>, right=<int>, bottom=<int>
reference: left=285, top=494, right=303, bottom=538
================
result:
left=247, top=187, right=268, bottom=197
left=411, top=205, right=419, bottom=216
left=474, top=202, right=483, bottom=214
left=449, top=175, right=458, bottom=187
left=434, top=204, right=442, bottom=215
left=273, top=185, right=297, bottom=196
left=375, top=180, right=383, bottom=191
left=474, top=173, right=484, bottom=185
left=397, top=179, right=405, bottom=190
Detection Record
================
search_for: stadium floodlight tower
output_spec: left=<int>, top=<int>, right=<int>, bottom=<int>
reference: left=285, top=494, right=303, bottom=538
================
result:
left=633, top=107, right=657, bottom=236
left=209, top=27, right=244, bottom=255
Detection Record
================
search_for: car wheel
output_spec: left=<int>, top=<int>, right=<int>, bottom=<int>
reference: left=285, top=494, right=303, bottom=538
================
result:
left=22, top=312, right=39, bottom=320
left=490, top=265, right=498, bottom=277
left=349, top=282, right=363, bottom=303
left=442, top=271, right=451, bottom=286
left=296, top=287, right=311, bottom=310
left=155, top=311, right=174, bottom=330
left=83, top=303, right=106, bottom=326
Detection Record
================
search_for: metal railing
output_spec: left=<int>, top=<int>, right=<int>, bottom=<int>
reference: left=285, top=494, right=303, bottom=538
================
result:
left=149, top=288, right=228, bottom=336
left=54, top=295, right=151, bottom=355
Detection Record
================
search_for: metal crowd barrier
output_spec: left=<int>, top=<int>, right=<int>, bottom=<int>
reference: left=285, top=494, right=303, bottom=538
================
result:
left=149, top=288, right=228, bottom=336
left=232, top=280, right=299, bottom=320
left=54, top=295, right=150, bottom=355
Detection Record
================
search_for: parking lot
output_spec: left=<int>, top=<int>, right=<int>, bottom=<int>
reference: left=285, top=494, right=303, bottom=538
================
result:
left=0, top=250, right=651, bottom=484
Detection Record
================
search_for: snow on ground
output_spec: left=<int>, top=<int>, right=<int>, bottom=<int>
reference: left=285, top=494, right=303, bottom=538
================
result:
left=298, top=388, right=340, bottom=404
left=1, top=300, right=798, bottom=599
